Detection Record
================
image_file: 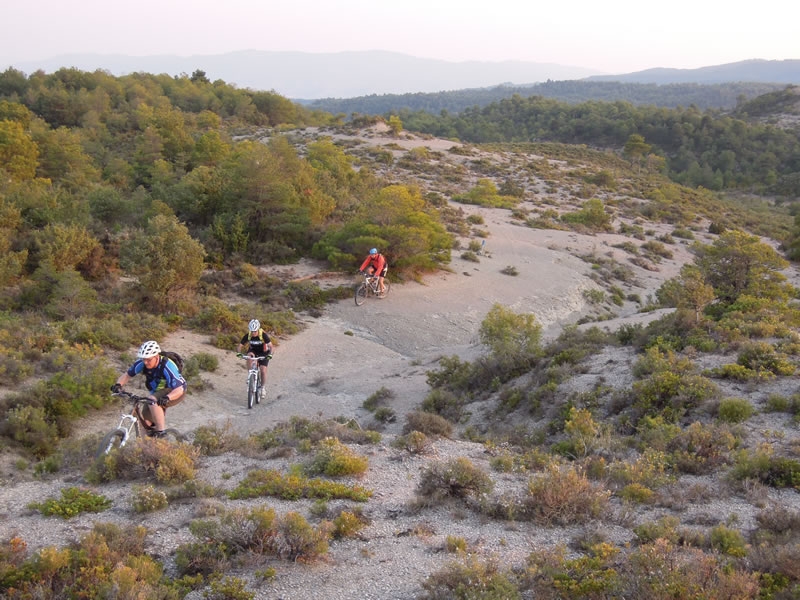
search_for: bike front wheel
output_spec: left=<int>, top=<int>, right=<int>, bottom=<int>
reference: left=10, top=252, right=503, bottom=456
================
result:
left=96, top=428, right=127, bottom=458
left=355, top=283, right=368, bottom=306
left=247, top=373, right=257, bottom=409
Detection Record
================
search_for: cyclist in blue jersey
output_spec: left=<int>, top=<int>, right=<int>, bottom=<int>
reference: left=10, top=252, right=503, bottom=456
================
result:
left=111, top=340, right=187, bottom=438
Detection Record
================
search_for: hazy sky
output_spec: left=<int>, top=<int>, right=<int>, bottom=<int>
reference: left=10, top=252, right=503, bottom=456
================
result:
left=4, top=0, right=798, bottom=73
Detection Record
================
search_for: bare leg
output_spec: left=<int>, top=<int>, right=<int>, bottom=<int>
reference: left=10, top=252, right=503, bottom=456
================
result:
left=141, top=404, right=166, bottom=431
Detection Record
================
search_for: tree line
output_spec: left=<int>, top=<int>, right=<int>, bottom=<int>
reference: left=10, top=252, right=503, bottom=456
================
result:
left=304, top=81, right=786, bottom=116
left=397, top=91, right=800, bottom=196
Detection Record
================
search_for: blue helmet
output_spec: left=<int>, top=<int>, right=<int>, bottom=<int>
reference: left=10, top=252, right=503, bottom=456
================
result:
left=369, top=248, right=377, bottom=255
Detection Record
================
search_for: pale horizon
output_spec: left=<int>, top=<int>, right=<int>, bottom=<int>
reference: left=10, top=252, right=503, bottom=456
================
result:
left=3, top=0, right=799, bottom=75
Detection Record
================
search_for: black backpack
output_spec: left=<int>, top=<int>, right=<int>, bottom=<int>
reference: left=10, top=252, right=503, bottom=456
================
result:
left=159, top=351, right=185, bottom=374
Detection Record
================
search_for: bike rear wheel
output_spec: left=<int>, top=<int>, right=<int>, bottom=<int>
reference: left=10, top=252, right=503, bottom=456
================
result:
left=381, top=281, right=391, bottom=296
left=355, top=283, right=368, bottom=306
left=96, top=428, right=127, bottom=458
left=255, top=372, right=262, bottom=404
left=247, top=372, right=257, bottom=409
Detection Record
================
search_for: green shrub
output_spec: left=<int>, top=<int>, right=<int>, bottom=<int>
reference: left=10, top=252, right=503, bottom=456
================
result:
left=421, top=557, right=520, bottom=600
left=608, top=448, right=672, bottom=488
left=175, top=541, right=230, bottom=576
left=560, top=199, right=613, bottom=232
left=193, top=422, right=243, bottom=456
left=131, top=485, right=169, bottom=513
left=710, top=524, right=747, bottom=557
left=363, top=386, right=394, bottom=411
left=668, top=421, right=737, bottom=475
left=304, top=437, right=369, bottom=477
left=417, top=457, right=494, bottom=503
left=632, top=370, right=719, bottom=422
left=393, top=430, right=433, bottom=455
left=91, top=437, right=200, bottom=484
left=619, top=483, right=655, bottom=504
left=445, top=535, right=468, bottom=553
left=274, top=511, right=331, bottom=561
left=373, top=406, right=396, bottom=423
left=0, top=523, right=176, bottom=597
left=29, top=486, right=112, bottom=518
left=228, top=469, right=372, bottom=501
left=190, top=352, right=219, bottom=372
left=204, top=576, right=254, bottom=600
left=730, top=449, right=800, bottom=489
left=421, top=388, right=466, bottom=422
left=764, top=393, right=800, bottom=414
left=710, top=363, right=759, bottom=381
left=521, top=464, right=611, bottom=525
left=500, top=265, right=519, bottom=276
left=717, top=397, right=755, bottom=423
left=633, top=515, right=682, bottom=544
left=737, top=342, right=795, bottom=376
left=332, top=510, right=368, bottom=539
left=403, top=411, right=454, bottom=438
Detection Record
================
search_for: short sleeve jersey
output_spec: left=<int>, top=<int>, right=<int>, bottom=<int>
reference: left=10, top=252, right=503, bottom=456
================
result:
left=127, top=357, right=187, bottom=394
left=240, top=330, right=271, bottom=356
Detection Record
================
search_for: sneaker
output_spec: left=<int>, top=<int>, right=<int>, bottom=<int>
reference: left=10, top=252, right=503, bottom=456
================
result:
left=260, top=387, right=267, bottom=399
left=147, top=429, right=166, bottom=439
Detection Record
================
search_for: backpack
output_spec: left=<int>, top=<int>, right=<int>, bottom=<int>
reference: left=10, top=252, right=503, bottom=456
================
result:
left=159, top=351, right=185, bottom=374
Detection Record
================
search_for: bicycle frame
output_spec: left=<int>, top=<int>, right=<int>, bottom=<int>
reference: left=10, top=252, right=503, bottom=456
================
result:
left=355, top=273, right=389, bottom=306
left=239, top=354, right=270, bottom=408
left=96, top=392, right=156, bottom=457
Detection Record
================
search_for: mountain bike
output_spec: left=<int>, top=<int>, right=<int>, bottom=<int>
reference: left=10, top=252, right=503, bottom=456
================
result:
left=238, top=354, right=272, bottom=409
left=96, top=391, right=184, bottom=458
left=355, top=273, right=391, bottom=306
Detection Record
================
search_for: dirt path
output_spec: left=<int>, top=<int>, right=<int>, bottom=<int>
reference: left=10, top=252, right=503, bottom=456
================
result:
left=117, top=203, right=682, bottom=441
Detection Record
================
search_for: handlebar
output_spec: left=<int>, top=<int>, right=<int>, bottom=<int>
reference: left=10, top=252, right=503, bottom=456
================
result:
left=237, top=354, right=273, bottom=363
left=112, top=390, right=156, bottom=405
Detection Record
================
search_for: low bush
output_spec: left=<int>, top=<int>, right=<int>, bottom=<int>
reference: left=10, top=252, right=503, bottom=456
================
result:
left=710, top=524, right=747, bottom=557
left=304, top=437, right=369, bottom=477
left=204, top=576, right=254, bottom=600
left=521, top=464, right=611, bottom=525
left=730, top=448, right=800, bottom=489
left=393, top=430, right=433, bottom=455
left=420, top=557, right=520, bottom=600
left=90, top=437, right=200, bottom=484
left=28, top=486, right=112, bottom=518
left=362, top=386, right=394, bottom=411
left=228, top=468, right=372, bottom=501
left=717, top=397, right=755, bottom=423
left=416, top=457, right=494, bottom=504
left=403, top=411, right=454, bottom=438
left=131, top=485, right=169, bottom=513
left=332, top=510, right=368, bottom=539
left=0, top=523, right=179, bottom=598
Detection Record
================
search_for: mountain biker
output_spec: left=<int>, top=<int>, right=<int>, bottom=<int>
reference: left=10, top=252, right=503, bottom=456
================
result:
left=110, top=340, right=186, bottom=438
left=237, top=319, right=274, bottom=399
left=359, top=248, right=388, bottom=297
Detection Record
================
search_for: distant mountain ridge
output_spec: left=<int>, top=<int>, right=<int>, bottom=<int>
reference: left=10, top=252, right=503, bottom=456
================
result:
left=586, top=59, right=800, bottom=84
left=8, top=52, right=799, bottom=101
left=9, top=50, right=602, bottom=99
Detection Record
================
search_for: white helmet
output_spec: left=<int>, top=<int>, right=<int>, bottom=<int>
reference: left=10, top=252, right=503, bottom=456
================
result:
left=137, top=340, right=161, bottom=359
left=249, top=319, right=260, bottom=332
